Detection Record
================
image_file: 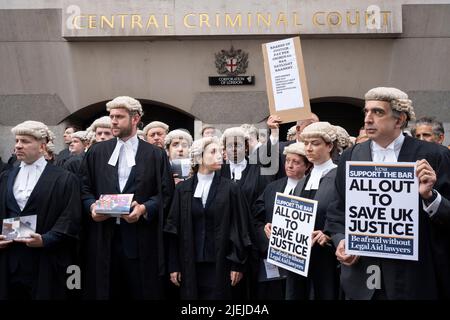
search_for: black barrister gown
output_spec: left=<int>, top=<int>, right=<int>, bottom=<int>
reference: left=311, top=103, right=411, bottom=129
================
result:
left=253, top=177, right=290, bottom=299
left=63, top=153, right=85, bottom=182
left=80, top=138, right=174, bottom=299
left=0, top=164, right=82, bottom=299
left=164, top=172, right=252, bottom=300
left=286, top=170, right=340, bottom=300
left=220, top=162, right=274, bottom=209
left=221, top=162, right=275, bottom=299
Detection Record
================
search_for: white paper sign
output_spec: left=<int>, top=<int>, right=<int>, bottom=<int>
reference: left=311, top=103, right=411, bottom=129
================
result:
left=267, top=193, right=317, bottom=277
left=345, top=161, right=419, bottom=261
left=266, top=38, right=304, bottom=111
left=263, top=259, right=280, bottom=279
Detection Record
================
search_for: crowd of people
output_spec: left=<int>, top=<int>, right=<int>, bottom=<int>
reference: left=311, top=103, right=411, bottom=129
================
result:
left=0, top=87, right=449, bottom=300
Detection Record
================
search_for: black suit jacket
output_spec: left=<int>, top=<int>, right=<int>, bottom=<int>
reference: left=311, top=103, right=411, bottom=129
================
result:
left=325, top=136, right=450, bottom=299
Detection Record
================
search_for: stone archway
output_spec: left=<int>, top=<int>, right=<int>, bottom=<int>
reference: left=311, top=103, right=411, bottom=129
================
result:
left=278, top=96, right=364, bottom=139
left=60, top=99, right=195, bottom=135
left=311, top=97, right=365, bottom=137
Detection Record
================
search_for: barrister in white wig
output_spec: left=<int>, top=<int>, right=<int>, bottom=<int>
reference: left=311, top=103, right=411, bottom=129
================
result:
left=265, top=113, right=320, bottom=179
left=332, top=125, right=353, bottom=163
left=221, top=127, right=274, bottom=206
left=165, top=137, right=251, bottom=300
left=286, top=122, right=341, bottom=300
left=286, top=125, right=297, bottom=141
left=164, top=129, right=193, bottom=161
left=69, top=130, right=88, bottom=156
left=43, top=129, right=56, bottom=164
left=80, top=96, right=174, bottom=299
left=253, top=142, right=312, bottom=300
left=325, top=87, right=450, bottom=299
left=164, top=129, right=193, bottom=185
left=90, top=116, right=113, bottom=143
left=220, top=127, right=275, bottom=299
left=0, top=121, right=81, bottom=299
left=143, top=121, right=169, bottom=149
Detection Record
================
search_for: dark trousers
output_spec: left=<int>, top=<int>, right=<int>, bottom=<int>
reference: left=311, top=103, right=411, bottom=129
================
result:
left=8, top=281, right=32, bottom=300
left=196, top=262, right=217, bottom=300
left=7, top=243, right=34, bottom=300
left=256, top=279, right=286, bottom=300
left=109, top=225, right=144, bottom=299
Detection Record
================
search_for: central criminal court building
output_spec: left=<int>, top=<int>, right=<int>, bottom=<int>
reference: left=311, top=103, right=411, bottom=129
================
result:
left=1, top=0, right=449, bottom=158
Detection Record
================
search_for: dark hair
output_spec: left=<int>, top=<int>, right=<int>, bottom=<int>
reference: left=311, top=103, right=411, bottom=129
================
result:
left=65, top=125, right=82, bottom=132
left=191, top=164, right=199, bottom=174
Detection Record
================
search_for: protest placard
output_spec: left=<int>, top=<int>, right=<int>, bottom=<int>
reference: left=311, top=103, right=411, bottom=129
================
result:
left=267, top=192, right=317, bottom=277
left=262, top=36, right=312, bottom=123
left=345, top=161, right=419, bottom=261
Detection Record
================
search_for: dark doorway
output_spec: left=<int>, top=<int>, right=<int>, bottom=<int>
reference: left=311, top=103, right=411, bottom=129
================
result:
left=60, top=99, right=195, bottom=135
left=278, top=97, right=364, bottom=139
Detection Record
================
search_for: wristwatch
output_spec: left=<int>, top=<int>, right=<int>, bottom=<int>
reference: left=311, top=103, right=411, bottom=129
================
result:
left=424, top=189, right=438, bottom=206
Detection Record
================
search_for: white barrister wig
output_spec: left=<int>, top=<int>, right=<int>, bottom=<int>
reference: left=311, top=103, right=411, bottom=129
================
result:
left=71, top=130, right=88, bottom=141
left=86, top=130, right=96, bottom=144
left=300, top=122, right=337, bottom=143
left=106, top=96, right=143, bottom=116
left=46, top=141, right=56, bottom=153
left=334, top=125, right=352, bottom=148
left=143, top=121, right=170, bottom=136
left=364, top=87, right=416, bottom=121
left=286, top=125, right=297, bottom=140
left=90, top=116, right=112, bottom=131
left=47, top=129, right=56, bottom=143
left=11, top=120, right=50, bottom=141
left=190, top=136, right=220, bottom=166
left=137, top=129, right=146, bottom=140
left=240, top=123, right=258, bottom=138
left=283, top=142, right=307, bottom=157
left=221, top=127, right=250, bottom=146
left=164, top=129, right=193, bottom=149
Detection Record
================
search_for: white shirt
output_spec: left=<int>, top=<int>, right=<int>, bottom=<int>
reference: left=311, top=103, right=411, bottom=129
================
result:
left=269, top=136, right=300, bottom=146
left=249, top=142, right=262, bottom=156
left=13, top=156, right=47, bottom=211
left=108, top=135, right=139, bottom=192
left=283, top=177, right=300, bottom=195
left=371, top=133, right=404, bottom=162
left=194, top=172, right=215, bottom=207
left=305, top=158, right=337, bottom=191
left=370, top=133, right=441, bottom=216
left=230, top=159, right=247, bottom=181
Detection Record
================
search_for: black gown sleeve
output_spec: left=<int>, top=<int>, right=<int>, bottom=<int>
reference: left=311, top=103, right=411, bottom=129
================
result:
left=227, top=183, right=252, bottom=269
